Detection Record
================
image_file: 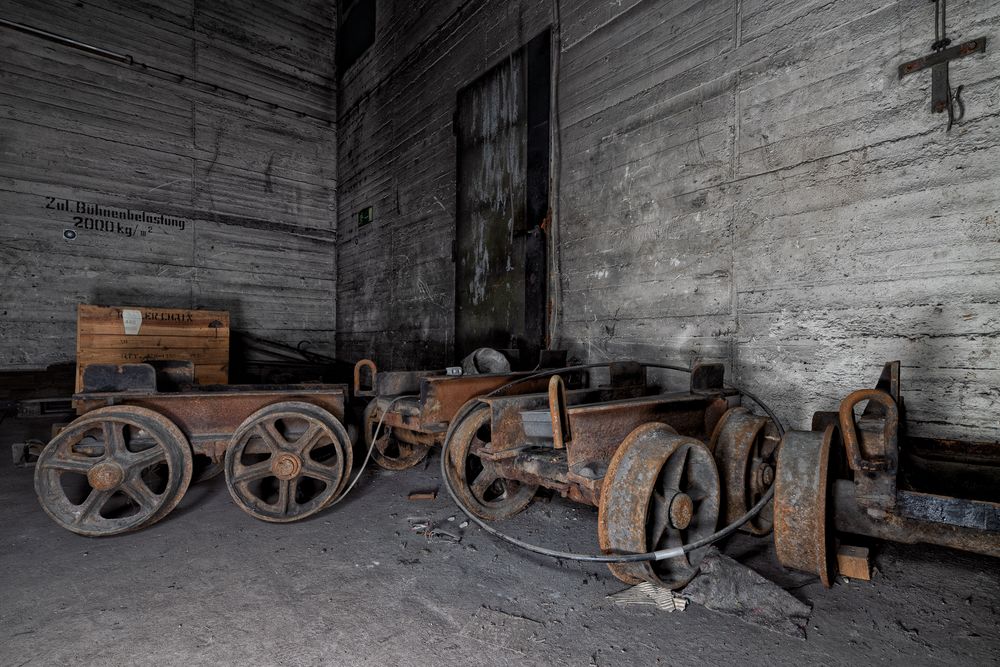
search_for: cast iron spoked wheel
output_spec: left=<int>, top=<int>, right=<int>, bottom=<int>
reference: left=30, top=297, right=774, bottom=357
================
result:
left=443, top=402, right=538, bottom=521
left=773, top=425, right=837, bottom=587
left=225, top=402, right=352, bottom=523
left=33, top=406, right=193, bottom=537
left=709, top=407, right=781, bottom=535
left=598, top=422, right=721, bottom=589
left=363, top=401, right=430, bottom=471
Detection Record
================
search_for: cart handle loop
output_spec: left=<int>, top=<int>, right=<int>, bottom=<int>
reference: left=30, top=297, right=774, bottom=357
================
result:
left=838, top=388, right=898, bottom=472
left=354, top=359, right=378, bottom=397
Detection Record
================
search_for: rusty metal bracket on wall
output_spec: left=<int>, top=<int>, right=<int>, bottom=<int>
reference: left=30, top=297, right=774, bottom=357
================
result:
left=897, top=0, right=987, bottom=130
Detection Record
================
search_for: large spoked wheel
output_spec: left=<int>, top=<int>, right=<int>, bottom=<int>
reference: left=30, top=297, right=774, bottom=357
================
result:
left=773, top=425, right=837, bottom=587
left=34, top=406, right=193, bottom=537
left=709, top=407, right=780, bottom=535
left=443, top=402, right=538, bottom=520
left=363, top=401, right=431, bottom=471
left=225, top=402, right=352, bottom=523
left=598, top=423, right=721, bottom=589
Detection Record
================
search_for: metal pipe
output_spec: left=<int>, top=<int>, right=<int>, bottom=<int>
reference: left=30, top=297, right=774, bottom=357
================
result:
left=0, top=18, right=132, bottom=63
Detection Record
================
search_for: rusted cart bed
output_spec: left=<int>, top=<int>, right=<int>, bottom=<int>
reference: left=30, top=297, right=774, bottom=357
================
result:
left=442, top=362, right=780, bottom=589
left=34, top=363, right=353, bottom=536
left=354, top=354, right=571, bottom=470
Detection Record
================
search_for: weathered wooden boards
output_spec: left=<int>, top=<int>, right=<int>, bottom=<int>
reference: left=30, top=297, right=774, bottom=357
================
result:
left=75, top=304, right=229, bottom=391
left=337, top=0, right=1000, bottom=440
left=0, top=0, right=338, bottom=373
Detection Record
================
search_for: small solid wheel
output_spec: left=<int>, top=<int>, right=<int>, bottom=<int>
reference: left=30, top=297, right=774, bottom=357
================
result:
left=773, top=425, right=837, bottom=587
left=442, top=402, right=537, bottom=520
left=709, top=407, right=780, bottom=535
left=598, top=423, right=721, bottom=589
left=34, top=406, right=193, bottom=537
left=225, top=402, right=351, bottom=523
left=363, top=401, right=430, bottom=470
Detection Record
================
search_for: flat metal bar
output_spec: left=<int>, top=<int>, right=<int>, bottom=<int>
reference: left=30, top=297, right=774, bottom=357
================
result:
left=898, top=37, right=987, bottom=79
left=896, top=490, right=1000, bottom=531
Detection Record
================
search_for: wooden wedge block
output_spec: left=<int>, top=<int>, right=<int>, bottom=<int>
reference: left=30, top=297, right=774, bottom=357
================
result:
left=837, top=545, right=871, bottom=581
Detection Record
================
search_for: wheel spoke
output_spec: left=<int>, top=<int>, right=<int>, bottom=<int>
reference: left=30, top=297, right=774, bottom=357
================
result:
left=470, top=467, right=498, bottom=499
left=125, top=445, right=166, bottom=469
left=275, top=479, right=291, bottom=513
left=257, top=421, right=286, bottom=451
left=302, top=461, right=339, bottom=483
left=232, top=461, right=272, bottom=485
left=654, top=524, right=684, bottom=553
left=122, top=478, right=159, bottom=512
left=649, top=489, right=671, bottom=547
left=103, top=422, right=126, bottom=457
left=470, top=436, right=489, bottom=454
left=74, top=488, right=112, bottom=524
left=47, top=456, right=96, bottom=474
left=295, top=423, right=325, bottom=451
left=665, top=445, right=690, bottom=490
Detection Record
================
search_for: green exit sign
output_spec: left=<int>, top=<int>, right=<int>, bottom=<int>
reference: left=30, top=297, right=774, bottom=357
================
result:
left=358, top=206, right=373, bottom=227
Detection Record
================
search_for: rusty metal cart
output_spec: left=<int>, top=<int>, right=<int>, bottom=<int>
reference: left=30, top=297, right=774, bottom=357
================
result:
left=442, top=362, right=780, bottom=589
left=34, top=363, right=353, bottom=536
left=774, top=361, right=1000, bottom=585
left=353, top=352, right=571, bottom=470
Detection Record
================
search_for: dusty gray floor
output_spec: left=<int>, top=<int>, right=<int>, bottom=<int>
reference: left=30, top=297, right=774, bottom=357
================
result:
left=1, top=419, right=998, bottom=666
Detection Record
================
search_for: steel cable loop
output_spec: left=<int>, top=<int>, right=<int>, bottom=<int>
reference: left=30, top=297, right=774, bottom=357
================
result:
left=441, top=361, right=785, bottom=563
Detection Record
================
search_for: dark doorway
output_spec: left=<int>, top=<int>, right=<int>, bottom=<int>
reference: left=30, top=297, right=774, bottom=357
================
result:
left=454, top=29, right=550, bottom=361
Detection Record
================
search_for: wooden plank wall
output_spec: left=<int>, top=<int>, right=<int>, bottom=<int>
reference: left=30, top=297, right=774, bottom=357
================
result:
left=0, top=0, right=338, bottom=372
left=336, top=0, right=1000, bottom=440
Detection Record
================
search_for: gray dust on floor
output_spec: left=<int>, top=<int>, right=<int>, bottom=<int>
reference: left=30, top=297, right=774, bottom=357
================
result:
left=1, top=446, right=997, bottom=666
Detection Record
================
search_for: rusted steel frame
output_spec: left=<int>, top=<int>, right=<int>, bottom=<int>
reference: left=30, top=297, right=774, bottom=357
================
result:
left=73, top=387, right=347, bottom=459
left=374, top=369, right=433, bottom=397
left=483, top=387, right=640, bottom=456
left=419, top=373, right=552, bottom=426
left=492, top=451, right=596, bottom=506
left=388, top=427, right=439, bottom=447
left=831, top=480, right=1000, bottom=558
left=380, top=408, right=447, bottom=434
left=561, top=393, right=732, bottom=472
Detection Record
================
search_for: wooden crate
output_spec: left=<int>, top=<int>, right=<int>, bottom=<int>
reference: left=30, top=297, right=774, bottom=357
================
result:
left=76, top=305, right=229, bottom=392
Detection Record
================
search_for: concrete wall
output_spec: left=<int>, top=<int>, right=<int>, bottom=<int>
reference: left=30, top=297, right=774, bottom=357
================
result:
left=0, top=0, right=338, bottom=370
left=337, top=0, right=999, bottom=438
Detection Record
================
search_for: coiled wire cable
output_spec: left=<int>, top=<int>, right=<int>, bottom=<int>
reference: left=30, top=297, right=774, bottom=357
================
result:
left=440, top=361, right=784, bottom=563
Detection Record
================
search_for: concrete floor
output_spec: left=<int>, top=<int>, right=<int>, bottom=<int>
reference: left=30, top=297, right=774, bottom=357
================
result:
left=1, top=418, right=998, bottom=666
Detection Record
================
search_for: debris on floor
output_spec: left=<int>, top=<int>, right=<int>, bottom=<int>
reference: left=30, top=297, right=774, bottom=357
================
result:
left=682, top=547, right=812, bottom=639
left=407, top=516, right=462, bottom=543
left=607, top=582, right=688, bottom=612
left=408, top=489, right=438, bottom=500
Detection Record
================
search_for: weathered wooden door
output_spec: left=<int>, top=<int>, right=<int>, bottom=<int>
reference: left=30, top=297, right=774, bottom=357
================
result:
left=454, top=30, right=550, bottom=361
